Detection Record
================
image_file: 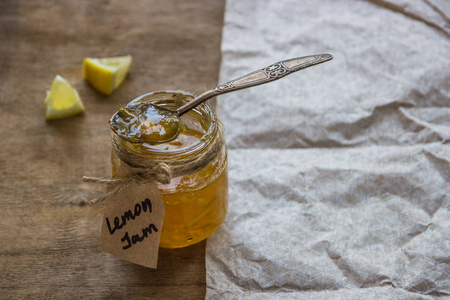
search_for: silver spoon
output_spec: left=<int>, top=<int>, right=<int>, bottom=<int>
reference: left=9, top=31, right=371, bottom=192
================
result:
left=111, top=54, right=333, bottom=143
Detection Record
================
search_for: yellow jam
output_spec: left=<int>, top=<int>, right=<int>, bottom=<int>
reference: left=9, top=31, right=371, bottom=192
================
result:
left=155, top=130, right=228, bottom=248
left=111, top=94, right=228, bottom=249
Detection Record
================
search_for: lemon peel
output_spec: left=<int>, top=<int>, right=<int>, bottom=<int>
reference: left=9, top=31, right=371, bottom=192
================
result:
left=44, top=75, right=85, bottom=120
left=83, top=55, right=132, bottom=95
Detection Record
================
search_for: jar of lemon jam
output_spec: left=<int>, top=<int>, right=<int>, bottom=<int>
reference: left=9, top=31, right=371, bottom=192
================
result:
left=110, top=90, right=228, bottom=249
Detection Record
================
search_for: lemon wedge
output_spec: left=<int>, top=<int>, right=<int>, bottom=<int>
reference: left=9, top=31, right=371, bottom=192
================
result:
left=44, top=75, right=85, bottom=120
left=83, top=55, right=132, bottom=95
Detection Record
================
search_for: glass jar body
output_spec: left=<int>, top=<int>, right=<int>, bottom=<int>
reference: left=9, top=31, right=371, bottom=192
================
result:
left=110, top=91, right=228, bottom=248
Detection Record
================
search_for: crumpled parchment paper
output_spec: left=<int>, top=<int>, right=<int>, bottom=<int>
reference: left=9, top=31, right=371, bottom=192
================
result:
left=206, top=0, right=450, bottom=299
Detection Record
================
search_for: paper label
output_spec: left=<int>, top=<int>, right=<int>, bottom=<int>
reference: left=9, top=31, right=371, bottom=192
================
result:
left=99, top=163, right=165, bottom=269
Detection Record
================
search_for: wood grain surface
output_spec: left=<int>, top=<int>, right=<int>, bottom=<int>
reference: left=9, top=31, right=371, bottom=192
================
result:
left=0, top=0, right=225, bottom=298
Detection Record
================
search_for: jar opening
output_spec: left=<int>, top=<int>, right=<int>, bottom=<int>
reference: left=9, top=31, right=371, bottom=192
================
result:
left=110, top=90, right=217, bottom=158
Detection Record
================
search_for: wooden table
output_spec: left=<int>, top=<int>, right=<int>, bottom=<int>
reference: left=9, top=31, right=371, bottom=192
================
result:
left=0, top=1, right=225, bottom=298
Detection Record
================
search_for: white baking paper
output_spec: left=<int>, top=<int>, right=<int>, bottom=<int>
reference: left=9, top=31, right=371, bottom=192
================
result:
left=206, top=0, right=450, bottom=299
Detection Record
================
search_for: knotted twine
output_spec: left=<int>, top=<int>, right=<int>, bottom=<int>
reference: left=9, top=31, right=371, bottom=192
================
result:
left=83, top=121, right=225, bottom=204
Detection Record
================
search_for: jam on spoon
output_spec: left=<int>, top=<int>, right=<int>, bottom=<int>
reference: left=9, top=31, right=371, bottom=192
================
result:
left=111, top=103, right=181, bottom=143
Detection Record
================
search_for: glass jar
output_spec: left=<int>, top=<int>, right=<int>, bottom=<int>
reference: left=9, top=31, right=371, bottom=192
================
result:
left=110, top=90, right=228, bottom=248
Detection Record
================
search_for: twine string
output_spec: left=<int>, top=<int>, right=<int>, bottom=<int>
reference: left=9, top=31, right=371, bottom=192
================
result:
left=83, top=121, right=224, bottom=204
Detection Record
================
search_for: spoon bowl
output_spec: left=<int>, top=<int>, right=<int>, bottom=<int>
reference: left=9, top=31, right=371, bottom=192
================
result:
left=110, top=100, right=181, bottom=144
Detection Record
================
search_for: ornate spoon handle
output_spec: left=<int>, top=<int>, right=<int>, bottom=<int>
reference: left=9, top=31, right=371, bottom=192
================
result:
left=177, top=54, right=332, bottom=116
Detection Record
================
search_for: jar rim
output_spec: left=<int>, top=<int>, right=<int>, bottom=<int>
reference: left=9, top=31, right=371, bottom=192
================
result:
left=110, top=90, right=217, bottom=158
